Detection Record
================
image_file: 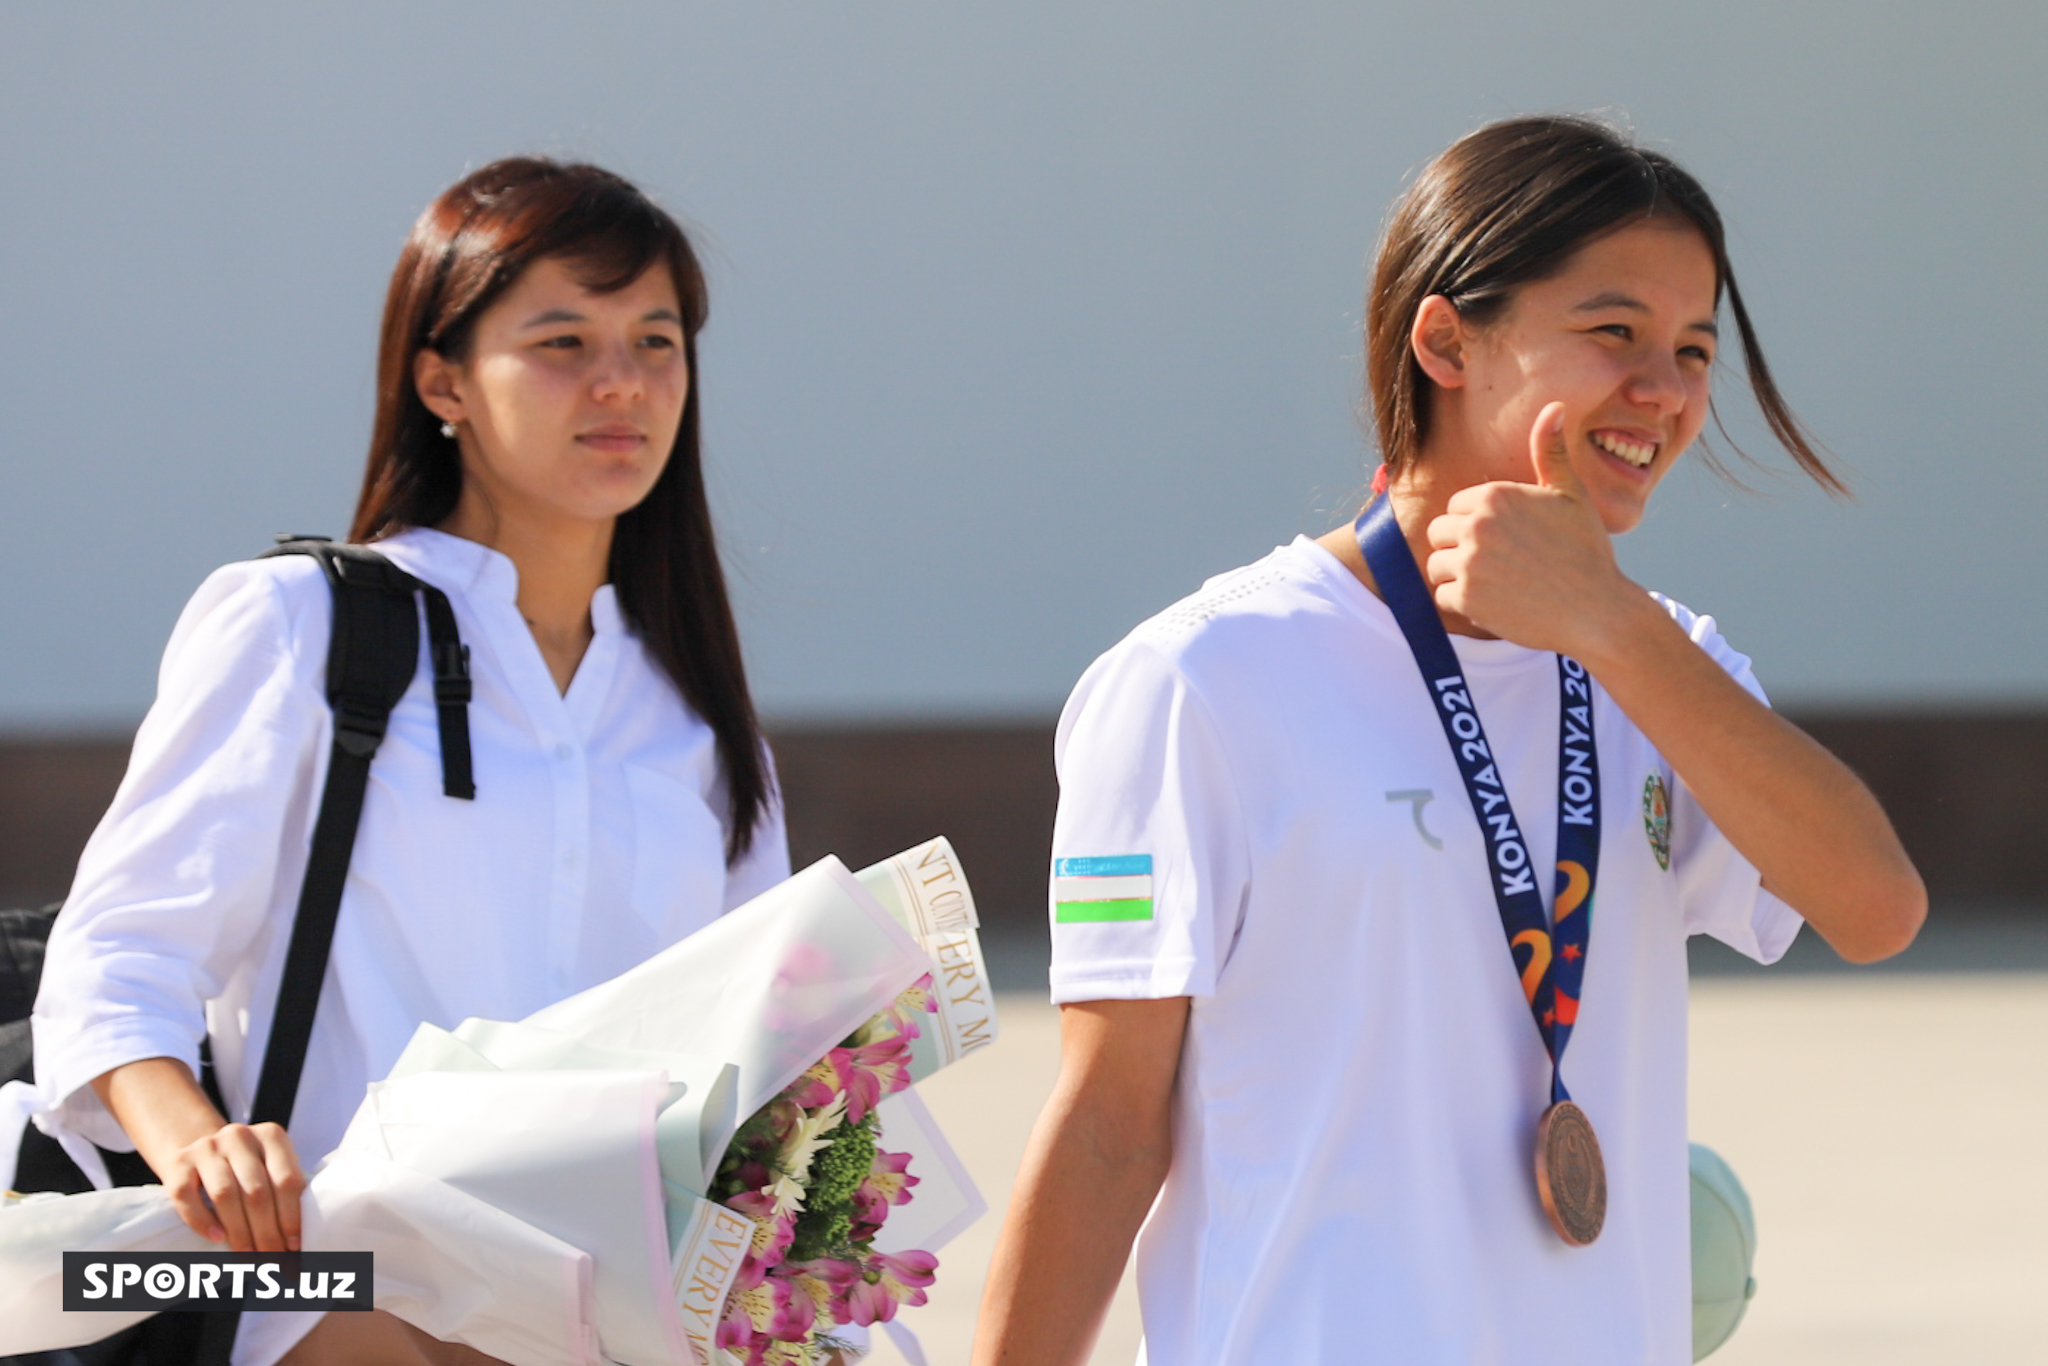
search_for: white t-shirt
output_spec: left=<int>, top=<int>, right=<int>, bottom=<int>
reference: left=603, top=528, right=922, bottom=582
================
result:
left=1049, top=536, right=1799, bottom=1366
left=34, top=528, right=790, bottom=1365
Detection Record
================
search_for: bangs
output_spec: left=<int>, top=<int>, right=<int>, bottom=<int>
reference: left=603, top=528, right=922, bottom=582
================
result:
left=533, top=189, right=681, bottom=299
left=420, top=160, right=707, bottom=354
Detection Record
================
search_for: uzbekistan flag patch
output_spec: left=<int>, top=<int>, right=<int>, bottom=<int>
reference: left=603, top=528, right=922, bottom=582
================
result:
left=1054, top=854, right=1154, bottom=923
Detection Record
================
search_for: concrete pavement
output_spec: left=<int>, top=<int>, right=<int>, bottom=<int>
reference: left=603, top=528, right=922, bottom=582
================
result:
left=868, top=969, right=2048, bottom=1365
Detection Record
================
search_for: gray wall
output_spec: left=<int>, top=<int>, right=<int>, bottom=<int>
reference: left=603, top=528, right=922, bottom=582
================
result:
left=3, top=1, right=2043, bottom=728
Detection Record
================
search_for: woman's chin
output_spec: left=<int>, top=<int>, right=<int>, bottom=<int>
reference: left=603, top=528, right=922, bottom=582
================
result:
left=554, top=472, right=669, bottom=524
left=1593, top=489, right=1651, bottom=536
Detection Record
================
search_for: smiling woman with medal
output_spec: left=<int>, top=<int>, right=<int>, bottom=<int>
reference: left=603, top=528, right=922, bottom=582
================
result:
left=976, top=116, right=1926, bottom=1366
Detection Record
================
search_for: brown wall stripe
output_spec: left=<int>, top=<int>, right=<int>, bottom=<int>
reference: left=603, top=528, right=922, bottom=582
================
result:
left=2, top=712, right=2043, bottom=922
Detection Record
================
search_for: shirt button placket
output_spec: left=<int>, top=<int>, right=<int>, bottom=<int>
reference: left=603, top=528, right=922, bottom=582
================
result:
left=548, top=736, right=588, bottom=999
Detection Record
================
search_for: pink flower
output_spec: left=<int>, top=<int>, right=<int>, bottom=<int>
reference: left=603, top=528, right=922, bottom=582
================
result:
left=880, top=1011, right=920, bottom=1045
left=834, top=1037, right=915, bottom=1124
left=854, top=1148, right=919, bottom=1223
left=781, top=1032, right=921, bottom=1127
left=735, top=1213, right=796, bottom=1284
left=763, top=1276, right=816, bottom=1343
left=843, top=1248, right=939, bottom=1326
left=782, top=1255, right=862, bottom=1323
left=724, top=1187, right=779, bottom=1223
left=864, top=1035, right=916, bottom=1088
left=878, top=975, right=941, bottom=1040
left=717, top=1305, right=758, bottom=1358
left=822, top=1048, right=878, bottom=1124
left=782, top=1058, right=840, bottom=1111
left=784, top=1256, right=861, bottom=1292
left=723, top=1273, right=815, bottom=1350
left=715, top=1200, right=798, bottom=1293
left=844, top=1276, right=890, bottom=1327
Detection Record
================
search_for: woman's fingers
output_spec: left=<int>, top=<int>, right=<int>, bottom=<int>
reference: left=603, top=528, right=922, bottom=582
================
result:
left=195, top=1143, right=258, bottom=1251
left=256, top=1122, right=308, bottom=1251
left=1426, top=510, right=1471, bottom=549
left=1424, top=544, right=1467, bottom=588
left=164, top=1162, right=226, bottom=1244
left=221, top=1125, right=291, bottom=1251
left=1442, top=482, right=1492, bottom=517
left=182, top=1123, right=306, bottom=1252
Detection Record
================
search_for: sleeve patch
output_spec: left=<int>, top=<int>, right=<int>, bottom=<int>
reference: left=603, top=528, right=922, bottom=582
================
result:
left=1054, top=855, right=1154, bottom=922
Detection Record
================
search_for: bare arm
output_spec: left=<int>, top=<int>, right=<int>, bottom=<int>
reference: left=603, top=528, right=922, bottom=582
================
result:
left=91, top=1057, right=305, bottom=1252
left=1424, top=404, right=1926, bottom=962
left=1569, top=592, right=1923, bottom=960
left=973, top=997, right=1189, bottom=1366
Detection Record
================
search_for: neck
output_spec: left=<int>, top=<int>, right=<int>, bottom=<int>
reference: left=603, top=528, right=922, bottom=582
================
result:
left=1315, top=462, right=1496, bottom=638
left=438, top=492, right=613, bottom=691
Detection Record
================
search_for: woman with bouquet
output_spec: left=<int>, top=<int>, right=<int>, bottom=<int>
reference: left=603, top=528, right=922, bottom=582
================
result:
left=33, top=158, right=789, bottom=1365
left=976, top=115, right=1925, bottom=1365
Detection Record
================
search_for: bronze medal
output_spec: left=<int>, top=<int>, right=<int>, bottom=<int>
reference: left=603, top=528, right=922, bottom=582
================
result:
left=1534, top=1099, right=1607, bottom=1245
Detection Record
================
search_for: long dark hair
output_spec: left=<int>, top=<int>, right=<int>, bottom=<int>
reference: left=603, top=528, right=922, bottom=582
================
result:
left=1367, top=115, right=1843, bottom=494
left=351, top=156, right=772, bottom=861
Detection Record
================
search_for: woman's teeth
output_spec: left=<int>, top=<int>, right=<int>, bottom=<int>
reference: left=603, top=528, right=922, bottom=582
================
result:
left=1590, top=431, right=1656, bottom=468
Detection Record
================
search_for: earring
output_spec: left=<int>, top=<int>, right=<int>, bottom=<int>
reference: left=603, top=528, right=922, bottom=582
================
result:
left=439, top=421, right=458, bottom=439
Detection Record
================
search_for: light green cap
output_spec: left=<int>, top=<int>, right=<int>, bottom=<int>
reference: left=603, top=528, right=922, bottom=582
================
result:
left=1690, top=1142, right=1758, bottom=1361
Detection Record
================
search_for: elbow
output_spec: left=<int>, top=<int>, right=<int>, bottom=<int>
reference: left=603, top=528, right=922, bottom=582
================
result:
left=1074, top=1107, right=1175, bottom=1190
left=1829, top=869, right=1928, bottom=965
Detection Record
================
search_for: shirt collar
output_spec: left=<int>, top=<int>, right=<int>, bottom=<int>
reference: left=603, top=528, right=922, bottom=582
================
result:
left=374, top=526, right=626, bottom=636
left=374, top=526, right=518, bottom=601
left=590, top=583, right=624, bottom=637
left=1287, top=534, right=1544, bottom=673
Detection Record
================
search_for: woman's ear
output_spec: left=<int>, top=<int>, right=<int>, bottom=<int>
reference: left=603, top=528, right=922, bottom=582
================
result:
left=1409, top=295, right=1469, bottom=390
left=413, top=348, right=466, bottom=425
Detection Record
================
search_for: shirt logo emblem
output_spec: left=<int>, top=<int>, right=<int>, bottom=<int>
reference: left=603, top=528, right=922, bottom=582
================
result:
left=1386, top=789, right=1443, bottom=850
left=1642, top=773, right=1671, bottom=870
left=1054, top=855, right=1154, bottom=922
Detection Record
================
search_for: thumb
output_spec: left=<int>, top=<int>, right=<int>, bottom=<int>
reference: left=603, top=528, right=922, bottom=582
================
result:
left=1529, top=402, right=1582, bottom=494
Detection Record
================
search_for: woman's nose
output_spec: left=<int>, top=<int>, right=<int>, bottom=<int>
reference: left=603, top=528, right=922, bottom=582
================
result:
left=1625, top=350, right=1688, bottom=415
left=589, top=341, right=646, bottom=402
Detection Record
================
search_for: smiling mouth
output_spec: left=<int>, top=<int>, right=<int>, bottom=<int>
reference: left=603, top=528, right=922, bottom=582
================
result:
left=1589, top=430, right=1658, bottom=469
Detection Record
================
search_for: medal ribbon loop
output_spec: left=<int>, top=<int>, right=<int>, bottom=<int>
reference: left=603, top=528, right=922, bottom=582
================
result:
left=1355, top=496, right=1601, bottom=1103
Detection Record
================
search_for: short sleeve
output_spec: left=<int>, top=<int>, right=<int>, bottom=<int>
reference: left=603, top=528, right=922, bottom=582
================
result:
left=1047, top=640, right=1250, bottom=1004
left=1653, top=595, right=1804, bottom=964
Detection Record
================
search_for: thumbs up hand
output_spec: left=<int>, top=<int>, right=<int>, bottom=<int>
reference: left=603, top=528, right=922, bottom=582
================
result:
left=1423, top=402, right=1639, bottom=658
left=1528, top=399, right=1590, bottom=498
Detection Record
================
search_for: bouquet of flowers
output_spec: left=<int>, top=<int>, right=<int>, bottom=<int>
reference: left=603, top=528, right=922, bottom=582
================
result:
left=707, top=976, right=938, bottom=1365
left=0, top=838, right=996, bottom=1366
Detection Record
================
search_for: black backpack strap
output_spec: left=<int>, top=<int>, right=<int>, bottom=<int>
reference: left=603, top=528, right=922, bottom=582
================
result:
left=0, top=542, right=476, bottom=1366
left=421, top=584, right=475, bottom=800
left=181, top=539, right=480, bottom=1366
left=246, top=539, right=428, bottom=1128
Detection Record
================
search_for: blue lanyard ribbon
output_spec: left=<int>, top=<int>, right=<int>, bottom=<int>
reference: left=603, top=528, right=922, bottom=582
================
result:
left=1355, top=496, right=1601, bottom=1105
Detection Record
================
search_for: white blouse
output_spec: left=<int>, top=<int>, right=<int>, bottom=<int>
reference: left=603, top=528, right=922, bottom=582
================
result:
left=34, top=526, right=791, bottom=1171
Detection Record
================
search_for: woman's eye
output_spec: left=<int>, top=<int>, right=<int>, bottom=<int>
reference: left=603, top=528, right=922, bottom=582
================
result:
left=538, top=335, right=583, bottom=350
left=638, top=334, right=678, bottom=350
left=1680, top=345, right=1713, bottom=365
left=1596, top=323, right=1633, bottom=341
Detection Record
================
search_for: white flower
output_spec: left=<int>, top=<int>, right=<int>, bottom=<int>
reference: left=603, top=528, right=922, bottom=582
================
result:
left=768, top=1092, right=848, bottom=1217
